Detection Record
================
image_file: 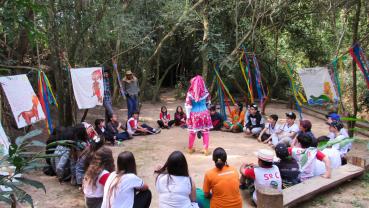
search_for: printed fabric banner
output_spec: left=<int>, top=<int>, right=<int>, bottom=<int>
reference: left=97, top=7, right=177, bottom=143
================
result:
left=0, top=75, right=45, bottom=128
left=70, top=67, right=104, bottom=109
left=0, top=122, right=9, bottom=155
left=297, top=67, right=338, bottom=105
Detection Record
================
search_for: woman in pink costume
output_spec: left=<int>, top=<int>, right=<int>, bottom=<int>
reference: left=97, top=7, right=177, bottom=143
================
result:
left=185, top=75, right=213, bottom=155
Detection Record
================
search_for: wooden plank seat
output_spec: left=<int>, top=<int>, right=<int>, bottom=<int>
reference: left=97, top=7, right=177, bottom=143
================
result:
left=257, top=163, right=365, bottom=208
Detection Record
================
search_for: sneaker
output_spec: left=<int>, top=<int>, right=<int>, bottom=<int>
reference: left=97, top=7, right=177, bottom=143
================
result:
left=154, top=128, right=161, bottom=134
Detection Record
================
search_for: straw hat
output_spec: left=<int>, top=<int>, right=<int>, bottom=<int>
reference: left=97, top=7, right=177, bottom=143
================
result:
left=125, top=70, right=133, bottom=75
left=255, top=149, right=275, bottom=162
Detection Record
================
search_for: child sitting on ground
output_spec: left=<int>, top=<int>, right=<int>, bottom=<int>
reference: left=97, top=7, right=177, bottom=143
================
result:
left=328, top=121, right=351, bottom=164
left=244, top=104, right=265, bottom=137
left=290, top=120, right=317, bottom=148
left=106, top=114, right=130, bottom=144
left=157, top=106, right=171, bottom=129
left=168, top=106, right=187, bottom=128
left=83, top=147, right=115, bottom=208
left=258, top=114, right=280, bottom=143
left=274, top=143, right=300, bottom=187
left=209, top=105, right=223, bottom=131
left=239, top=149, right=282, bottom=204
left=127, top=111, right=160, bottom=136
left=270, top=112, right=299, bottom=146
left=288, top=132, right=331, bottom=181
left=222, top=102, right=245, bottom=133
left=95, top=119, right=108, bottom=140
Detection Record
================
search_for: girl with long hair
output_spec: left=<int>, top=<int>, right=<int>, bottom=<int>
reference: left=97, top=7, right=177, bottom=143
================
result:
left=157, top=106, right=170, bottom=129
left=185, top=75, right=213, bottom=155
left=83, top=147, right=115, bottom=208
left=155, top=151, right=198, bottom=208
left=202, top=147, right=242, bottom=208
left=101, top=151, right=151, bottom=208
left=169, top=106, right=187, bottom=128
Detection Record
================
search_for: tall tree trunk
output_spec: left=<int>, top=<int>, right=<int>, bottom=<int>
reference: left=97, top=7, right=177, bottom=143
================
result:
left=112, top=37, right=121, bottom=104
left=349, top=0, right=361, bottom=137
left=201, top=0, right=209, bottom=81
left=47, top=0, right=74, bottom=126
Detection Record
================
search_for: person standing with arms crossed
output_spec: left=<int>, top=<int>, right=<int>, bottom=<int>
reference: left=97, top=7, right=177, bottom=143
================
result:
left=122, top=69, right=140, bottom=118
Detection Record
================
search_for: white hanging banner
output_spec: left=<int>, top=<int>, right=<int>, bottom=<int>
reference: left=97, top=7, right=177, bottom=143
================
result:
left=0, top=122, right=9, bottom=155
left=297, top=67, right=338, bottom=105
left=70, top=67, right=104, bottom=109
left=0, top=75, right=45, bottom=128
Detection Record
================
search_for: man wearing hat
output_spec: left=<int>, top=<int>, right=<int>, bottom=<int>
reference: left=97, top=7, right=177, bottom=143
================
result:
left=270, top=112, right=299, bottom=146
left=239, top=149, right=282, bottom=204
left=122, top=70, right=140, bottom=118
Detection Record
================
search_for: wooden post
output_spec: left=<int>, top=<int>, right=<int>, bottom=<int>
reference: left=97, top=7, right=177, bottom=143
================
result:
left=257, top=187, right=283, bottom=208
left=348, top=156, right=369, bottom=170
left=80, top=109, right=89, bottom=122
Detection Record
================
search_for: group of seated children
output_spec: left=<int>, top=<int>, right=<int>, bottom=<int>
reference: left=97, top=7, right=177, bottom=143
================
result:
left=212, top=103, right=266, bottom=136
left=157, top=106, right=187, bottom=129
left=96, top=111, right=161, bottom=145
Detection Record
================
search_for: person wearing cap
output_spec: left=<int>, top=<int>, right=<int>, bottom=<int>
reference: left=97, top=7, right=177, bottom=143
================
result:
left=202, top=147, right=242, bottom=208
left=328, top=121, right=351, bottom=163
left=222, top=102, right=245, bottom=133
left=327, top=117, right=349, bottom=141
left=288, top=132, right=331, bottom=181
left=258, top=114, right=280, bottom=143
left=244, top=104, right=265, bottom=137
left=325, top=112, right=341, bottom=124
left=274, top=143, right=300, bottom=186
left=103, top=68, right=114, bottom=122
left=270, top=112, right=299, bottom=146
left=122, top=70, right=140, bottom=118
left=314, top=136, right=342, bottom=177
left=239, top=149, right=282, bottom=204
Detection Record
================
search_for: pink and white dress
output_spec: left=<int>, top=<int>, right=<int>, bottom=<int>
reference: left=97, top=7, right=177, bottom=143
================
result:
left=185, top=76, right=213, bottom=132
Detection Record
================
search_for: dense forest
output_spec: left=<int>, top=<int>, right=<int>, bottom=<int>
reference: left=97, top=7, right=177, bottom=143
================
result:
left=0, top=0, right=368, bottom=127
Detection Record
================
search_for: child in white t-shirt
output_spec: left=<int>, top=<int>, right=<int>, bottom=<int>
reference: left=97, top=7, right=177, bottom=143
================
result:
left=83, top=147, right=115, bottom=208
left=240, top=149, right=282, bottom=204
left=101, top=151, right=151, bottom=208
left=288, top=133, right=331, bottom=181
left=270, top=112, right=299, bottom=146
left=328, top=121, right=351, bottom=159
left=258, top=114, right=280, bottom=143
left=314, top=136, right=342, bottom=176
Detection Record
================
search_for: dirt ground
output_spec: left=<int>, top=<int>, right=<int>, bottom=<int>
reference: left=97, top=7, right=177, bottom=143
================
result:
left=19, top=91, right=369, bottom=208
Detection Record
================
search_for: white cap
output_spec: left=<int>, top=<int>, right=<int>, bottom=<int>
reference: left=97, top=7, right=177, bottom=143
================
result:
left=255, top=149, right=275, bottom=162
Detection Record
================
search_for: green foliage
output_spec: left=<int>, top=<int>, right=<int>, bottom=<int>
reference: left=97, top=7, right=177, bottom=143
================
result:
left=0, top=129, right=50, bottom=207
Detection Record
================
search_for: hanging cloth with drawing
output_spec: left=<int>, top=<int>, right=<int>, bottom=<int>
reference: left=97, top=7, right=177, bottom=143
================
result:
left=0, top=74, right=45, bottom=128
left=70, top=67, right=104, bottom=109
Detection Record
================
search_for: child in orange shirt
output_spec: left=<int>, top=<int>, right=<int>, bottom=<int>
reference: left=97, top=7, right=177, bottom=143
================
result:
left=202, top=147, right=242, bottom=208
left=222, top=103, right=245, bottom=133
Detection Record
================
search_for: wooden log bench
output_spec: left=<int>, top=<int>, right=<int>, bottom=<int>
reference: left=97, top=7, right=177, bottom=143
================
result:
left=257, top=163, right=365, bottom=208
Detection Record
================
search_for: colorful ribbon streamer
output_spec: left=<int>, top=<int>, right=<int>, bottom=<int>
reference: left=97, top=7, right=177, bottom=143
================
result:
left=349, top=43, right=369, bottom=89
left=38, top=71, right=58, bottom=134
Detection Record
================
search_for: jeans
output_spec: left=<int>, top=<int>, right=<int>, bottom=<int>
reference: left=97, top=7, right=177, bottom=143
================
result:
left=103, top=100, right=114, bottom=121
left=127, top=95, right=138, bottom=118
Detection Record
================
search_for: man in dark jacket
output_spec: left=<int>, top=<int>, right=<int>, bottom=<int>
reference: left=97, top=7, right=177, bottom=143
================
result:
left=244, top=104, right=265, bottom=137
